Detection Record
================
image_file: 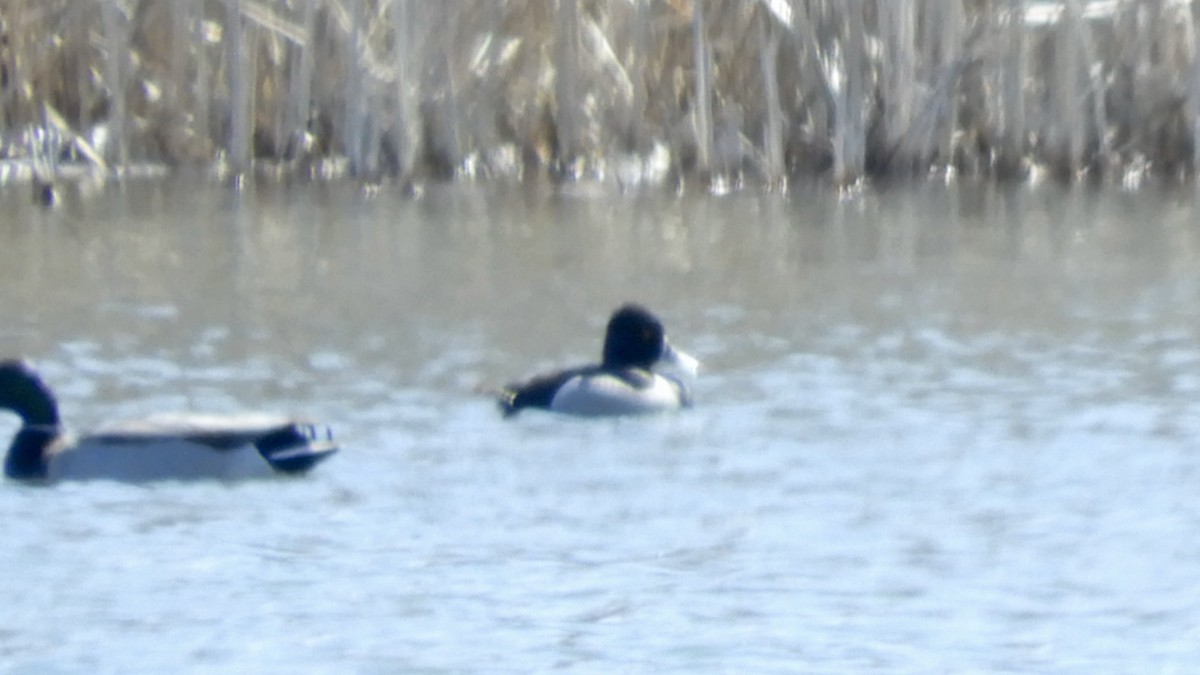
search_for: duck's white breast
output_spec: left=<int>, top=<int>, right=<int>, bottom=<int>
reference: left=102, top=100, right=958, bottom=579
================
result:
left=549, top=373, right=683, bottom=417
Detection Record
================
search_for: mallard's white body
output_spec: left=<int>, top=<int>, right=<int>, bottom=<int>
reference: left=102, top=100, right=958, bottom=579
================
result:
left=45, top=414, right=335, bottom=482
left=1, top=360, right=338, bottom=483
left=51, top=434, right=276, bottom=482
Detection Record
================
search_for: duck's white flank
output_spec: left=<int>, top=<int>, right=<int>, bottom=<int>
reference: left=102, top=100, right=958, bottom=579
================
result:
left=47, top=413, right=323, bottom=482
left=92, top=412, right=300, bottom=439
left=50, top=435, right=276, bottom=482
left=549, top=373, right=684, bottom=417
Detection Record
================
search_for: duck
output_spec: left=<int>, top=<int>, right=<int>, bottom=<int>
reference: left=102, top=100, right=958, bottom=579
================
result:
left=498, top=303, right=700, bottom=417
left=0, top=358, right=338, bottom=483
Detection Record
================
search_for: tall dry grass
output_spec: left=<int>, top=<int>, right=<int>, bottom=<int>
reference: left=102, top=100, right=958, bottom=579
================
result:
left=1, top=0, right=1198, bottom=186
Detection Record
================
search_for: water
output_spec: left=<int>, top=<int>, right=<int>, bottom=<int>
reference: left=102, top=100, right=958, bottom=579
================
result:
left=2, top=179, right=1200, bottom=672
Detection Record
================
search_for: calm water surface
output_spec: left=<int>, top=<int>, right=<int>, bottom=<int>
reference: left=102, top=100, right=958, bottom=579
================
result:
left=2, top=178, right=1200, bottom=673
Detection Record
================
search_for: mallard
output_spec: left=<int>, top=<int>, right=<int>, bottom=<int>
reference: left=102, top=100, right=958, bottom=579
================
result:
left=498, top=303, right=700, bottom=417
left=0, top=359, right=338, bottom=482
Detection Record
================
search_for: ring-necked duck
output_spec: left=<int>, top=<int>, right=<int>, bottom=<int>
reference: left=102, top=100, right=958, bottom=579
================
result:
left=499, top=304, right=700, bottom=417
left=0, top=359, right=338, bottom=483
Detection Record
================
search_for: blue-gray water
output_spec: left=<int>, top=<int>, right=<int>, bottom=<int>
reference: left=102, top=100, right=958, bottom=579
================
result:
left=2, top=179, right=1200, bottom=672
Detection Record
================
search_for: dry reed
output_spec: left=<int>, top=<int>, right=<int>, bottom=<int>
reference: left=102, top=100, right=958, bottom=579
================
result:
left=1, top=0, right=1198, bottom=187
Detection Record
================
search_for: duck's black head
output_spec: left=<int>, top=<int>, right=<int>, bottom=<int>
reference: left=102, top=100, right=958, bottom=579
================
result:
left=601, top=304, right=667, bottom=370
left=0, top=359, right=61, bottom=427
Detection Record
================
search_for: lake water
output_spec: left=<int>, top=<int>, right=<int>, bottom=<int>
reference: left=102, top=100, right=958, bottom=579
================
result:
left=2, top=176, right=1200, bottom=673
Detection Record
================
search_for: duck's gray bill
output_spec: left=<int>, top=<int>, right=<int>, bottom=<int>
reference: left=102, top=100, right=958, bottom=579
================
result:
left=663, top=341, right=700, bottom=378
